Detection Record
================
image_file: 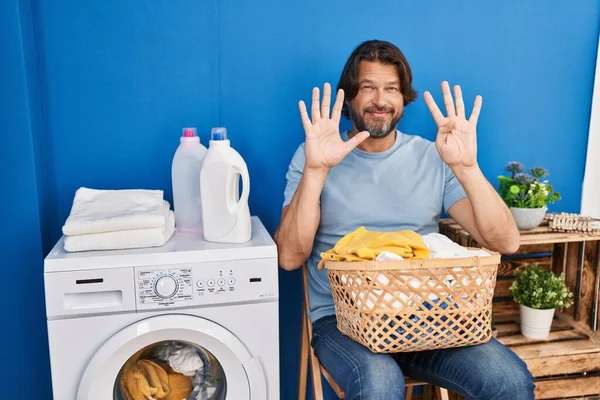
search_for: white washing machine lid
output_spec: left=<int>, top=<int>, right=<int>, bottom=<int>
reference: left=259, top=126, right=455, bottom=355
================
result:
left=77, top=314, right=266, bottom=400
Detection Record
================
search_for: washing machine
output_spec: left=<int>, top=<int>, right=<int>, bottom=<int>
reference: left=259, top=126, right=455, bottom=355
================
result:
left=44, top=216, right=279, bottom=400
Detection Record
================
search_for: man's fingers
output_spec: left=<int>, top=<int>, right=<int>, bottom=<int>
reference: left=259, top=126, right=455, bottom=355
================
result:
left=469, top=95, right=483, bottom=126
left=424, top=91, right=445, bottom=126
left=344, top=131, right=370, bottom=154
left=454, top=85, right=465, bottom=119
left=442, top=81, right=456, bottom=117
left=321, top=83, right=332, bottom=119
left=331, top=89, right=345, bottom=122
left=311, top=87, right=321, bottom=123
left=298, top=101, right=312, bottom=132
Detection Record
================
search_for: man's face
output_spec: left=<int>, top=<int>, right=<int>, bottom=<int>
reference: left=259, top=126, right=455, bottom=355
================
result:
left=348, top=61, right=404, bottom=138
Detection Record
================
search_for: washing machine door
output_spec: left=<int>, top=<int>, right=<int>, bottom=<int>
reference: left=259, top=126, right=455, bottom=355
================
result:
left=77, top=314, right=266, bottom=400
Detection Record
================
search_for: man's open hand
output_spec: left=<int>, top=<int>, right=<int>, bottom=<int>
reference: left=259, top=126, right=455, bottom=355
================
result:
left=424, top=81, right=482, bottom=170
left=299, top=83, right=370, bottom=171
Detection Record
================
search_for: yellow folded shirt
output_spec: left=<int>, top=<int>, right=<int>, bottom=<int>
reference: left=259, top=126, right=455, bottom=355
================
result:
left=319, top=226, right=429, bottom=268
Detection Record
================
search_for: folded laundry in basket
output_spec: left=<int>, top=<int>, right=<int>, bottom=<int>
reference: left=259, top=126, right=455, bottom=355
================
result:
left=422, top=233, right=490, bottom=258
left=375, top=251, right=404, bottom=261
left=62, top=187, right=167, bottom=235
left=63, top=201, right=175, bottom=252
left=319, top=226, right=429, bottom=267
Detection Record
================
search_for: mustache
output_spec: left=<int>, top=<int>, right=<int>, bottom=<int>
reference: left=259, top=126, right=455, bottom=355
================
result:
left=364, top=106, right=394, bottom=114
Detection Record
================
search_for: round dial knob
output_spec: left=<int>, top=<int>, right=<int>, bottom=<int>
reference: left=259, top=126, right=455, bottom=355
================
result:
left=154, top=275, right=178, bottom=298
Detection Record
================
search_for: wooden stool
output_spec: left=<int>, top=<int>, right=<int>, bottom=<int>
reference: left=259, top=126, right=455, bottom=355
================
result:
left=297, top=264, right=450, bottom=400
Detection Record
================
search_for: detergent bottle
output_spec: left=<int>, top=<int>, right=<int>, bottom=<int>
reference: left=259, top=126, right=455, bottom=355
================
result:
left=200, top=127, right=251, bottom=243
left=171, top=127, right=207, bottom=232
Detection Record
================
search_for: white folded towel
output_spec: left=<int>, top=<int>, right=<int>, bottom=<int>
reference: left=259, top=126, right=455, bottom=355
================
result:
left=62, top=187, right=166, bottom=236
left=63, top=202, right=175, bottom=252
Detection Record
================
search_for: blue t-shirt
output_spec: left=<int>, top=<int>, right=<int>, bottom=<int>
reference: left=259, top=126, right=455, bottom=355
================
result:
left=283, top=130, right=467, bottom=322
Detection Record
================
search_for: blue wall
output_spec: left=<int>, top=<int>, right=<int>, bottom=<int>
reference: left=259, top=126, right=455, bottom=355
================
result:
left=1, top=0, right=51, bottom=395
left=2, top=0, right=599, bottom=398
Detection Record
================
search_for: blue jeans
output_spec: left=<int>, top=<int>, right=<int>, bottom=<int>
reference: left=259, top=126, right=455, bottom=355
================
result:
left=311, top=315, right=535, bottom=400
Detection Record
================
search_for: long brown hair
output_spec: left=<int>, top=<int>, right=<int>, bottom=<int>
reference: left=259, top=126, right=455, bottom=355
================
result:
left=337, top=40, right=418, bottom=118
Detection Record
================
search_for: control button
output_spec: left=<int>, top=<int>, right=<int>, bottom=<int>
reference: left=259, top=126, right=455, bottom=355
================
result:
left=196, top=280, right=205, bottom=288
left=207, top=279, right=215, bottom=287
left=228, top=277, right=236, bottom=286
left=217, top=278, right=226, bottom=286
left=155, top=275, right=178, bottom=298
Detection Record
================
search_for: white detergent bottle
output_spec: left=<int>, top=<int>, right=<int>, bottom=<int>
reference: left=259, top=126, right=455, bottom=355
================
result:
left=200, top=127, right=251, bottom=243
left=171, top=127, right=208, bottom=232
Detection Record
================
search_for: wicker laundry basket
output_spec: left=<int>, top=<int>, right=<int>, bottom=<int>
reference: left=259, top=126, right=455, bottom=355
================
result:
left=323, top=250, right=501, bottom=353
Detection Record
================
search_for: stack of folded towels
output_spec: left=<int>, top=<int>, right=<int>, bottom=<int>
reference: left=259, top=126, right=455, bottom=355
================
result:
left=62, top=188, right=175, bottom=252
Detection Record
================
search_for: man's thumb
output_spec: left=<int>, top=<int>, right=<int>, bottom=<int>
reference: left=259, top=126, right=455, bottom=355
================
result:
left=345, top=131, right=370, bottom=153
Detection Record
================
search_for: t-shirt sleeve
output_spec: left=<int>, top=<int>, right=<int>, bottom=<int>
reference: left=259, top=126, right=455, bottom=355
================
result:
left=283, top=144, right=306, bottom=208
left=442, top=163, right=467, bottom=214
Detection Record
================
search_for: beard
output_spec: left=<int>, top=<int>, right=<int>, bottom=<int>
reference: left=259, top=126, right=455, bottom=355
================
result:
left=349, top=104, right=402, bottom=138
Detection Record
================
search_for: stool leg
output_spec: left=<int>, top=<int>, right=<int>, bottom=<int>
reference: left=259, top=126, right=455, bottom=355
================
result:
left=405, top=385, right=413, bottom=400
left=435, top=386, right=450, bottom=400
left=309, top=339, right=324, bottom=399
left=304, top=302, right=325, bottom=400
left=424, top=385, right=433, bottom=400
left=298, top=309, right=309, bottom=400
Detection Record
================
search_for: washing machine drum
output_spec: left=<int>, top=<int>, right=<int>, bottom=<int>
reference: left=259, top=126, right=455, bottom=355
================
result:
left=77, top=315, right=266, bottom=399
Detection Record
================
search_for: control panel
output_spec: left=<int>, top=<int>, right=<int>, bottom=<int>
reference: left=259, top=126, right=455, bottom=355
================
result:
left=137, top=268, right=193, bottom=306
left=135, top=257, right=278, bottom=310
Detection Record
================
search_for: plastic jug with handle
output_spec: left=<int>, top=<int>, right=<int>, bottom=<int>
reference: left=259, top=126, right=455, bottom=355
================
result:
left=200, top=127, right=251, bottom=243
left=171, top=127, right=207, bottom=232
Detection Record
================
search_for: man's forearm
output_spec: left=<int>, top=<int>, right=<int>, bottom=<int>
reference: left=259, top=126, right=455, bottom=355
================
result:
left=453, top=165, right=520, bottom=252
left=274, top=168, right=328, bottom=270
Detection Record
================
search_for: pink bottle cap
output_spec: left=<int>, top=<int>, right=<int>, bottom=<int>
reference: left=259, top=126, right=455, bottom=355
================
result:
left=182, top=127, right=197, bottom=137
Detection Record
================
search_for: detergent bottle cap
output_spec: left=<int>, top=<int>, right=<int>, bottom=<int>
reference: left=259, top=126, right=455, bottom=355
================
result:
left=211, top=127, right=228, bottom=141
left=182, top=127, right=197, bottom=137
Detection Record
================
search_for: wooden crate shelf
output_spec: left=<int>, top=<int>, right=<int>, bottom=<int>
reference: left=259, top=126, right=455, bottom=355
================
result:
left=439, top=218, right=600, bottom=400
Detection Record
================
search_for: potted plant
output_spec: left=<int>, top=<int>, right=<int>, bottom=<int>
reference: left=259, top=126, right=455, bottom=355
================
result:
left=509, top=264, right=573, bottom=340
left=498, top=162, right=561, bottom=230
